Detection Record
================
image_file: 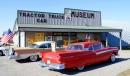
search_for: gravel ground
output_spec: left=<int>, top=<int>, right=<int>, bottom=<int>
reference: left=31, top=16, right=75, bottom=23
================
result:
left=0, top=50, right=130, bottom=76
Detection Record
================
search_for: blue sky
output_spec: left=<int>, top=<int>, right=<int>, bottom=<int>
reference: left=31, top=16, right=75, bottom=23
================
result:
left=0, top=0, right=130, bottom=37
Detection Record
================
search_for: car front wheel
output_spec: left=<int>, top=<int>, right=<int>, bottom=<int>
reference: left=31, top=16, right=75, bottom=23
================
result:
left=29, top=55, right=38, bottom=62
left=109, top=54, right=116, bottom=62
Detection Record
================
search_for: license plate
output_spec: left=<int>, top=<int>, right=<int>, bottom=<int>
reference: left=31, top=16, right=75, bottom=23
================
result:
left=47, top=60, right=50, bottom=64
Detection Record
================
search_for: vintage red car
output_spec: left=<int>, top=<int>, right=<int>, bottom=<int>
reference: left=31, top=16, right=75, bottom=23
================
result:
left=39, top=42, right=119, bottom=70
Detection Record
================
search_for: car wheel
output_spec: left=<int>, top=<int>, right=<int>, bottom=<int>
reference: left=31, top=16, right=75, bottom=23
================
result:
left=0, top=50, right=3, bottom=56
left=77, top=66, right=84, bottom=71
left=29, top=55, right=38, bottom=62
left=109, top=54, right=116, bottom=62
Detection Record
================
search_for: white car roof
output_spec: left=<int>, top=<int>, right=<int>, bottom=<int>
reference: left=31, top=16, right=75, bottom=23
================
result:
left=33, top=41, right=56, bottom=46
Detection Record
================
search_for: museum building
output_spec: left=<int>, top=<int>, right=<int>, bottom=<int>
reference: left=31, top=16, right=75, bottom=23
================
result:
left=12, top=8, right=122, bottom=49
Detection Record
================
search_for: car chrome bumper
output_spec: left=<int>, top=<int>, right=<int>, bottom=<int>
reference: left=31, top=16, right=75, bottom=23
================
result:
left=39, top=61, right=47, bottom=67
left=39, top=61, right=65, bottom=70
left=8, top=55, right=18, bottom=59
left=2, top=50, right=17, bottom=59
left=49, top=63, right=65, bottom=70
left=117, top=54, right=120, bottom=56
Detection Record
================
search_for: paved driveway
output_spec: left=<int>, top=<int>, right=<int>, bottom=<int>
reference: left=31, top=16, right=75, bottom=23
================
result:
left=0, top=50, right=130, bottom=76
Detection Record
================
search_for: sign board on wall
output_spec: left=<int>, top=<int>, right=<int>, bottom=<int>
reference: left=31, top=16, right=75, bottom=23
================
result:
left=28, top=38, right=35, bottom=44
left=64, top=8, right=101, bottom=26
left=57, top=36, right=62, bottom=40
left=53, top=32, right=76, bottom=36
left=45, top=36, right=52, bottom=41
left=17, top=8, right=101, bottom=26
left=35, top=33, right=44, bottom=41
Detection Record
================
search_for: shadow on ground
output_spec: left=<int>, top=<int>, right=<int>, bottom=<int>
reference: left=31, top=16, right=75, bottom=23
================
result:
left=15, top=58, right=41, bottom=63
left=51, top=58, right=130, bottom=75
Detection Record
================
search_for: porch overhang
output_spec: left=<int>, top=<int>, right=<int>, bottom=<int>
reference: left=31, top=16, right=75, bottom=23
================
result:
left=19, top=27, right=122, bottom=32
left=17, top=24, right=122, bottom=32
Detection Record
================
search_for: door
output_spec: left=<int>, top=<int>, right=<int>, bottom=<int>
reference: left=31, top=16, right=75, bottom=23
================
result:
left=45, top=36, right=52, bottom=41
left=86, top=44, right=97, bottom=65
left=93, top=43, right=109, bottom=62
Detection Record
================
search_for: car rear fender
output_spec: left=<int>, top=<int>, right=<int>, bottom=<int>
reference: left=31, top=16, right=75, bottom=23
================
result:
left=59, top=51, right=88, bottom=62
left=75, top=61, right=87, bottom=67
left=108, top=47, right=119, bottom=55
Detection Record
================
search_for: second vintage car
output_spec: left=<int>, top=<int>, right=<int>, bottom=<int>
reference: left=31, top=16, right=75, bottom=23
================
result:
left=39, top=42, right=119, bottom=70
left=3, top=41, right=64, bottom=61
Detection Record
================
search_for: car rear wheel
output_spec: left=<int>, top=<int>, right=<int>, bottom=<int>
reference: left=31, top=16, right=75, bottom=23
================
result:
left=109, top=54, right=116, bottom=62
left=0, top=50, right=3, bottom=56
left=77, top=66, right=84, bottom=71
left=29, top=55, right=38, bottom=62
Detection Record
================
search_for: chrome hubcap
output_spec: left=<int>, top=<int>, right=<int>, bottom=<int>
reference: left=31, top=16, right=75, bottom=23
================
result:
left=77, top=66, right=84, bottom=70
left=30, top=55, right=38, bottom=61
left=111, top=54, right=115, bottom=62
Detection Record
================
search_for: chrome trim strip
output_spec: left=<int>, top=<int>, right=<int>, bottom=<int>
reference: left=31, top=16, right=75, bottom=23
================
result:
left=96, top=49, right=118, bottom=55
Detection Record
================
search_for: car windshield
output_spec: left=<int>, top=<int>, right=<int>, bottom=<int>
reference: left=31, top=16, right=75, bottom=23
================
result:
left=66, top=44, right=83, bottom=51
left=28, top=43, right=39, bottom=48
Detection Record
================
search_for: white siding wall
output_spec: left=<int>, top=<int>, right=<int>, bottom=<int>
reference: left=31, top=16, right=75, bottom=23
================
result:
left=13, top=32, right=19, bottom=46
left=18, top=9, right=101, bottom=26
left=20, top=32, right=25, bottom=47
left=13, top=22, right=19, bottom=46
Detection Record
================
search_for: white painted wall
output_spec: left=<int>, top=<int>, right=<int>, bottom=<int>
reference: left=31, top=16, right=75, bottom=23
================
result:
left=13, top=32, right=19, bottom=46
left=20, top=32, right=25, bottom=47
left=12, top=22, right=19, bottom=46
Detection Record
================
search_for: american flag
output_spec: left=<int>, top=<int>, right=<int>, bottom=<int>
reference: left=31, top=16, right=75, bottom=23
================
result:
left=65, top=11, right=71, bottom=20
left=86, top=33, right=90, bottom=40
left=1, top=29, right=14, bottom=44
left=65, top=14, right=71, bottom=20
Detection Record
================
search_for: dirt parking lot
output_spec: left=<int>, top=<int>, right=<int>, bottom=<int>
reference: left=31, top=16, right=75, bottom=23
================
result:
left=0, top=50, right=130, bottom=76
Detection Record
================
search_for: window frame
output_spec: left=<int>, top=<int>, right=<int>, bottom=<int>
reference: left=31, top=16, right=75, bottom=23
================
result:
left=66, top=44, right=84, bottom=51
left=93, top=43, right=102, bottom=50
left=88, top=44, right=94, bottom=50
left=39, top=43, right=50, bottom=48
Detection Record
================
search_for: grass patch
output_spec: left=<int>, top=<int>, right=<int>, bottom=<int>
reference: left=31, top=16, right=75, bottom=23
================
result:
left=117, top=69, right=130, bottom=76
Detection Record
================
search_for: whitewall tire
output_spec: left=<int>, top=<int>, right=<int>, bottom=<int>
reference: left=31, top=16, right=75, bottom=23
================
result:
left=109, top=54, right=116, bottom=62
left=29, top=55, right=38, bottom=62
left=77, top=66, right=85, bottom=71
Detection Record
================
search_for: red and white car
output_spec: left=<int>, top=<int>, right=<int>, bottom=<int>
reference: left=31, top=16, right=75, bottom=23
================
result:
left=39, top=42, right=119, bottom=70
left=3, top=41, right=63, bottom=61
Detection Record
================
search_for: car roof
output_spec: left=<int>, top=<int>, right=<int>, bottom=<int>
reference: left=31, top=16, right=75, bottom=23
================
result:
left=34, top=41, right=55, bottom=45
left=71, top=42, right=101, bottom=48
